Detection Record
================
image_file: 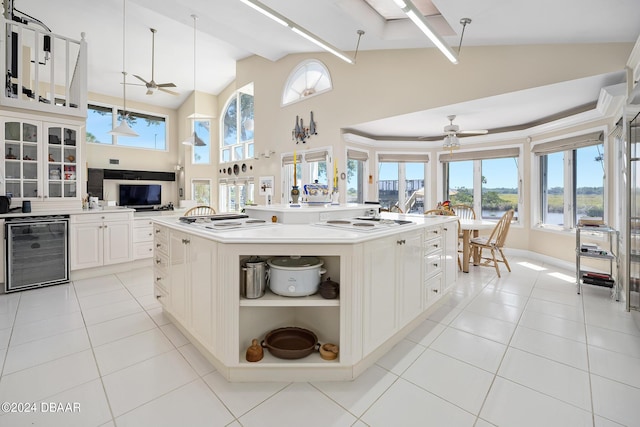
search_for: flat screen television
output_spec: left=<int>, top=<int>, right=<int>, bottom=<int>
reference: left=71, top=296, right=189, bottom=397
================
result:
left=119, top=184, right=161, bottom=208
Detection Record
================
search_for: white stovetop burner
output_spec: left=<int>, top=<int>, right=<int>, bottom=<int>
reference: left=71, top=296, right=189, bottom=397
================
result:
left=315, top=218, right=413, bottom=232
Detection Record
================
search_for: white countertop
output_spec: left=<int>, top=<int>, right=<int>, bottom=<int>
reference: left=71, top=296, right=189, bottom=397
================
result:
left=153, top=213, right=455, bottom=244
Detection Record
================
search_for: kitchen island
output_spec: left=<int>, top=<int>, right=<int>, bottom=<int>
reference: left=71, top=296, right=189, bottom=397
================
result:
left=152, top=213, right=457, bottom=381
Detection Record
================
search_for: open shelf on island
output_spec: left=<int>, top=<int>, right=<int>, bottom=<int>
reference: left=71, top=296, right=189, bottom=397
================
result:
left=240, top=289, right=339, bottom=307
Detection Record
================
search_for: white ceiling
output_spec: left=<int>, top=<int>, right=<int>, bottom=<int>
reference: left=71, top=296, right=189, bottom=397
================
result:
left=12, top=0, right=640, bottom=136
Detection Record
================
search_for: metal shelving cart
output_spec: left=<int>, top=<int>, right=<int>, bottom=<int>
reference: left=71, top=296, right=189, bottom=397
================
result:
left=576, top=225, right=620, bottom=300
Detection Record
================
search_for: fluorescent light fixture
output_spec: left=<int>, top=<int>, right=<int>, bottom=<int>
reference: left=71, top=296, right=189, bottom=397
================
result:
left=238, top=0, right=355, bottom=64
left=393, top=0, right=458, bottom=64
left=290, top=27, right=354, bottom=64
left=238, top=0, right=287, bottom=27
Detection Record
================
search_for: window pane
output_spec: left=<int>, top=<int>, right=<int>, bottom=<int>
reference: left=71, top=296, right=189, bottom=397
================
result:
left=192, top=180, right=211, bottom=205
left=575, top=144, right=604, bottom=222
left=117, top=111, right=166, bottom=150
left=448, top=161, right=474, bottom=205
left=347, top=159, right=364, bottom=203
left=222, top=149, right=230, bottom=163
left=223, top=97, right=237, bottom=147
left=233, top=145, right=244, bottom=161
left=239, top=93, right=254, bottom=142
left=481, top=157, right=519, bottom=220
left=405, top=163, right=425, bottom=213
left=86, top=105, right=113, bottom=144
left=309, top=160, right=328, bottom=185
left=542, top=152, right=564, bottom=226
left=193, top=120, right=210, bottom=164
left=378, top=162, right=399, bottom=210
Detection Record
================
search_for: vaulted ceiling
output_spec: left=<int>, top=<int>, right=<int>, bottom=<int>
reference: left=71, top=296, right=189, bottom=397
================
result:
left=12, top=0, right=640, bottom=137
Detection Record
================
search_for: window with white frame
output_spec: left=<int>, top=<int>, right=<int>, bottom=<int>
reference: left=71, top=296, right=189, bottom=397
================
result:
left=87, top=104, right=167, bottom=150
left=218, top=179, right=254, bottom=213
left=441, top=147, right=521, bottom=220
left=533, top=132, right=605, bottom=229
left=378, top=153, right=429, bottom=213
left=192, top=179, right=212, bottom=205
left=347, top=149, right=368, bottom=203
left=282, top=59, right=332, bottom=106
left=221, top=83, right=254, bottom=163
left=192, top=120, right=211, bottom=164
left=281, top=149, right=331, bottom=202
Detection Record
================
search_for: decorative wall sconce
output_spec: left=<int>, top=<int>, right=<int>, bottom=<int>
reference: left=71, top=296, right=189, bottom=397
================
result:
left=292, top=111, right=317, bottom=144
left=254, top=149, right=276, bottom=159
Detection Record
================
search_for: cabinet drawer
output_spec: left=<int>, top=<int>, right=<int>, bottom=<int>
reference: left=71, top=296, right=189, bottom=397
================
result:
left=133, top=226, right=154, bottom=243
left=71, top=212, right=132, bottom=223
left=425, top=226, right=442, bottom=238
left=424, top=236, right=443, bottom=254
left=424, top=251, right=442, bottom=276
left=154, top=225, right=168, bottom=241
left=134, top=218, right=154, bottom=228
left=154, top=252, right=169, bottom=270
left=425, top=273, right=443, bottom=303
left=134, top=242, right=154, bottom=259
left=154, top=283, right=168, bottom=307
left=154, top=270, right=168, bottom=292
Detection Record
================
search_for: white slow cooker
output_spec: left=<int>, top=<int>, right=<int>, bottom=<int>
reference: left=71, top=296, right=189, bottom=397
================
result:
left=267, top=256, right=326, bottom=297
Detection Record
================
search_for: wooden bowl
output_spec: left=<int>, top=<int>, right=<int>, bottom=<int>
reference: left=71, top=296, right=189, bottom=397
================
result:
left=319, top=343, right=339, bottom=360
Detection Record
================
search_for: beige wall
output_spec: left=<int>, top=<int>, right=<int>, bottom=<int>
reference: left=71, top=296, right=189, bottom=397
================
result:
left=85, top=42, right=633, bottom=263
left=231, top=43, right=632, bottom=263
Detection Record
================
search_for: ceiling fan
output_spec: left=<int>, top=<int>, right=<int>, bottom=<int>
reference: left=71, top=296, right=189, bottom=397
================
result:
left=131, top=28, right=178, bottom=96
left=443, top=115, right=488, bottom=137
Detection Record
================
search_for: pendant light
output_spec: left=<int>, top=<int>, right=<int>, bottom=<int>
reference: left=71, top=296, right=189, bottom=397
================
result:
left=109, top=0, right=138, bottom=137
left=182, top=14, right=206, bottom=146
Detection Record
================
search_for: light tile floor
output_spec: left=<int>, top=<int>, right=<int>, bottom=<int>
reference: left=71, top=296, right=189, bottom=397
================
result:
left=0, top=257, right=638, bottom=426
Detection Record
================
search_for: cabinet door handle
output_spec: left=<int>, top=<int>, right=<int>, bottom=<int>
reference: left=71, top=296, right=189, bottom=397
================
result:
left=155, top=229, right=161, bottom=234
left=156, top=277, right=162, bottom=282
left=156, top=294, right=162, bottom=299
left=103, top=225, right=108, bottom=228
left=433, top=263, right=439, bottom=268
left=432, top=244, right=439, bottom=248
left=156, top=243, right=162, bottom=248
left=155, top=258, right=161, bottom=264
left=432, top=288, right=439, bottom=293
left=443, top=228, right=448, bottom=231
left=148, top=233, right=152, bottom=236
left=396, top=239, right=406, bottom=245
left=182, top=238, right=191, bottom=244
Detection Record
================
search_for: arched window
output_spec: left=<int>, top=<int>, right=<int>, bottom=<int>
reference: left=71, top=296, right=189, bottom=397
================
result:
left=282, top=60, right=332, bottom=106
left=220, top=83, right=254, bottom=163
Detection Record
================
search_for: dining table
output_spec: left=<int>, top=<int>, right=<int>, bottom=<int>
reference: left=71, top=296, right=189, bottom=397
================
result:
left=459, top=218, right=498, bottom=273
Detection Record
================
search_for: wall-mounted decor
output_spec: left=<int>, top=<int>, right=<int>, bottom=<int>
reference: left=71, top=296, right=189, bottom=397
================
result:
left=292, top=111, right=317, bottom=144
left=259, top=176, right=274, bottom=196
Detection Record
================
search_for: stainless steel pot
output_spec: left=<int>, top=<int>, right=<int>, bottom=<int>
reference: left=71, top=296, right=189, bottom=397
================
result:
left=241, top=257, right=268, bottom=299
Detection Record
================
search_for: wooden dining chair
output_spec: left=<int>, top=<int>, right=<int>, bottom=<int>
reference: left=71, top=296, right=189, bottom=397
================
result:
left=184, top=206, right=216, bottom=216
left=451, top=204, right=476, bottom=220
left=424, top=209, right=455, bottom=216
left=451, top=204, right=476, bottom=269
left=469, top=209, right=514, bottom=277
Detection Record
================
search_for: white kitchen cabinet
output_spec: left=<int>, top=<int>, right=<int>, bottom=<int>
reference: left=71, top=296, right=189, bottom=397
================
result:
left=133, top=218, right=154, bottom=259
left=0, top=219, right=4, bottom=284
left=363, top=229, right=424, bottom=355
left=1, top=115, right=81, bottom=203
left=166, top=228, right=216, bottom=349
left=70, top=212, right=133, bottom=270
left=442, top=223, right=458, bottom=291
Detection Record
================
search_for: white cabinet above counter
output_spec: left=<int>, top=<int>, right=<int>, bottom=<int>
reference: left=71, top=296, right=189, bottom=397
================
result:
left=151, top=214, right=457, bottom=382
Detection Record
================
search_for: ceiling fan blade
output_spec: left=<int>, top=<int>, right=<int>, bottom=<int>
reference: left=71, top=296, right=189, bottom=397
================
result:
left=157, top=83, right=176, bottom=88
left=458, top=130, right=489, bottom=135
left=121, top=82, right=146, bottom=86
left=133, top=74, right=149, bottom=85
left=158, top=87, right=179, bottom=96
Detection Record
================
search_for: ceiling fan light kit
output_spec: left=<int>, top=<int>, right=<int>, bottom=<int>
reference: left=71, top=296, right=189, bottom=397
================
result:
left=238, top=0, right=363, bottom=65
left=110, top=0, right=138, bottom=137
left=131, top=28, right=178, bottom=96
left=392, top=0, right=459, bottom=64
left=441, top=115, right=488, bottom=149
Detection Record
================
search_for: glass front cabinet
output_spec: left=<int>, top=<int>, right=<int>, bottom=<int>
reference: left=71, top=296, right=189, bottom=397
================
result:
left=1, top=116, right=81, bottom=202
